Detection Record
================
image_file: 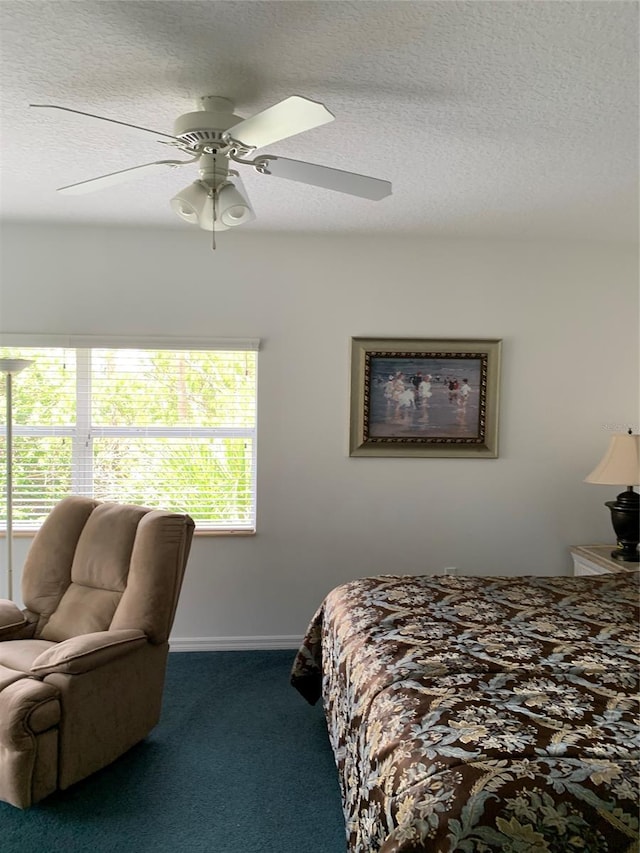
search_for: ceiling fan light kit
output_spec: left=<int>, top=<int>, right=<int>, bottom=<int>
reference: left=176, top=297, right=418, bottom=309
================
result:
left=31, top=94, right=392, bottom=244
left=171, top=174, right=254, bottom=232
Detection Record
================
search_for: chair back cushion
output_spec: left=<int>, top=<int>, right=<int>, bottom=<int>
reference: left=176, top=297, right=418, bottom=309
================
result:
left=22, top=497, right=99, bottom=635
left=22, top=497, right=194, bottom=644
left=110, top=510, right=194, bottom=643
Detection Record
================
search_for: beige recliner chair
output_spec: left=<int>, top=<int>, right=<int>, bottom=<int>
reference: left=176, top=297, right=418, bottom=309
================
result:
left=0, top=496, right=194, bottom=808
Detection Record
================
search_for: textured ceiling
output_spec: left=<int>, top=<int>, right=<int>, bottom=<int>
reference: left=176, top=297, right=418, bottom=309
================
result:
left=0, top=1, right=638, bottom=241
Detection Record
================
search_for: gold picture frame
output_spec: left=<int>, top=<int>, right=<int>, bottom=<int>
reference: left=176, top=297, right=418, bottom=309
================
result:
left=349, top=337, right=502, bottom=458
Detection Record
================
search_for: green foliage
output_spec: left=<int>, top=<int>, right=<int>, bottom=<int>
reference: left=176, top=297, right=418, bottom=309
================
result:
left=92, top=437, right=253, bottom=522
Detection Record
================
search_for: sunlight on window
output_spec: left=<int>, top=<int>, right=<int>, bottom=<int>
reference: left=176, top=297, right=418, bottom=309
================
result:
left=0, top=345, right=257, bottom=530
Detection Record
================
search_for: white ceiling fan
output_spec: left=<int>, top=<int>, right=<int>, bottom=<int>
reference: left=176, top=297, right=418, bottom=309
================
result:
left=30, top=95, right=392, bottom=241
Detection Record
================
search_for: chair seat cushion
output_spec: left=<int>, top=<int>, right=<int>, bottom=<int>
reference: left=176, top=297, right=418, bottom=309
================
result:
left=0, top=664, right=30, bottom=691
left=0, top=640, right=57, bottom=675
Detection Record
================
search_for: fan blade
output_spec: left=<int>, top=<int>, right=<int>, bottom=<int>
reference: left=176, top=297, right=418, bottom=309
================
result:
left=226, top=96, right=334, bottom=150
left=257, top=156, right=392, bottom=200
left=30, top=104, right=178, bottom=140
left=57, top=160, right=191, bottom=195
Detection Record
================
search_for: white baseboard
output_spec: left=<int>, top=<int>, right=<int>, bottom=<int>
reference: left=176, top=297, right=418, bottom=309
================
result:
left=169, top=635, right=303, bottom=652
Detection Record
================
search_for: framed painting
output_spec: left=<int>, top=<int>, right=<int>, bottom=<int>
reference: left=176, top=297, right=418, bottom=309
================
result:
left=349, top=338, right=502, bottom=457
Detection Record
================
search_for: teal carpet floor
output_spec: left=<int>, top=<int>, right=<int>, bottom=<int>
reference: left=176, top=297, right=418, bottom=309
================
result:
left=1, top=650, right=346, bottom=853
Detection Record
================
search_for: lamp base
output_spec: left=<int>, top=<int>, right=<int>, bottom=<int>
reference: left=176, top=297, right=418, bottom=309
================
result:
left=610, top=547, right=639, bottom=562
left=605, top=488, right=639, bottom=563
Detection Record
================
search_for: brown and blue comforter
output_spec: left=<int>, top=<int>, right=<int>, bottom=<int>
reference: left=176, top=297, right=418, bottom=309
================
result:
left=291, top=572, right=639, bottom=852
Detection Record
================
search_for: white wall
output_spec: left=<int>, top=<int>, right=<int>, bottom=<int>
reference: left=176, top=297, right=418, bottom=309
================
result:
left=1, top=223, right=638, bottom=646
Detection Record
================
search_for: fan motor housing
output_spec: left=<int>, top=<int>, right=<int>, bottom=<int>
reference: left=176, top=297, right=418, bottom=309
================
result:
left=174, top=97, right=243, bottom=152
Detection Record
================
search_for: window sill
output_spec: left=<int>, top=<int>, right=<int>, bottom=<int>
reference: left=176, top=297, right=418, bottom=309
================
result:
left=1, top=528, right=256, bottom=538
left=192, top=528, right=256, bottom=537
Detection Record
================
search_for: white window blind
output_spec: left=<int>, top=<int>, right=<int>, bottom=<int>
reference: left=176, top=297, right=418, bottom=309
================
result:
left=0, top=337, right=258, bottom=531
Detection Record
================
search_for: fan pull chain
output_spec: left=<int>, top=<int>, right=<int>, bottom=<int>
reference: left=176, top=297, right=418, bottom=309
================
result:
left=211, top=158, right=217, bottom=251
left=211, top=190, right=216, bottom=251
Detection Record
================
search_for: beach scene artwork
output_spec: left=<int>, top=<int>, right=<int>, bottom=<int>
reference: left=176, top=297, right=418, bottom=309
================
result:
left=365, top=355, right=485, bottom=442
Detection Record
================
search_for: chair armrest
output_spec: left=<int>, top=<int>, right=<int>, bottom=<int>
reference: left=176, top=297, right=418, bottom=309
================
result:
left=0, top=599, right=27, bottom=638
left=0, top=677, right=60, bottom=749
left=30, top=629, right=147, bottom=675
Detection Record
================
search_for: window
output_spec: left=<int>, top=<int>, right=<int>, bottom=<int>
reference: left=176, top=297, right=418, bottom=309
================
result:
left=0, top=336, right=258, bottom=532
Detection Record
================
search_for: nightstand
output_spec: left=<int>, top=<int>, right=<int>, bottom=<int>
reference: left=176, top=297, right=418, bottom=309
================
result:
left=570, top=545, right=639, bottom=576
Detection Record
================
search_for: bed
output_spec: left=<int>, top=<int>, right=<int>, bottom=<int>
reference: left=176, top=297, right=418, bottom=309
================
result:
left=291, top=572, right=639, bottom=853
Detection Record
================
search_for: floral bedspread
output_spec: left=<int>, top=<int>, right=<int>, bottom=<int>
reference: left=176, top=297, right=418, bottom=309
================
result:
left=291, top=572, right=640, bottom=853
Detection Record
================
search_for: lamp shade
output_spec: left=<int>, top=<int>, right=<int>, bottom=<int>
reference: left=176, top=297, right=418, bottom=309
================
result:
left=170, top=182, right=210, bottom=225
left=0, top=358, right=33, bottom=375
left=196, top=193, right=230, bottom=232
left=170, top=182, right=232, bottom=232
left=217, top=176, right=255, bottom=228
left=585, top=433, right=640, bottom=486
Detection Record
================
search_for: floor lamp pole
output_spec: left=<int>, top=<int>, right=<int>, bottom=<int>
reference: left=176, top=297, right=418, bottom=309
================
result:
left=1, top=359, right=33, bottom=601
